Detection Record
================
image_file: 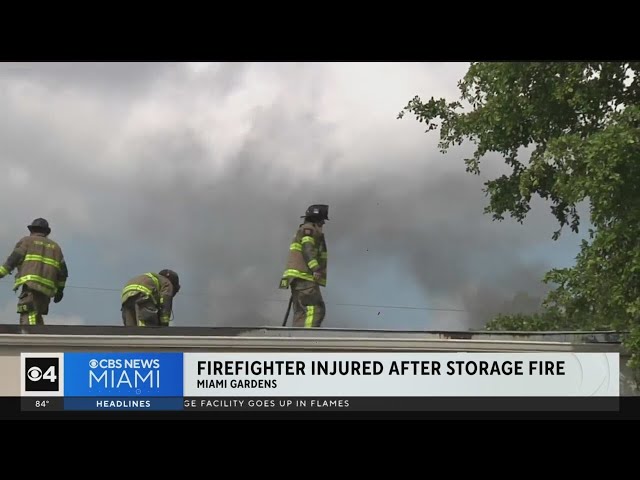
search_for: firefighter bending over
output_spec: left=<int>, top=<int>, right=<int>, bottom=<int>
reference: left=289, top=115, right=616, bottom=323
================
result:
left=0, top=218, right=68, bottom=326
left=121, top=269, right=180, bottom=327
left=279, top=204, right=329, bottom=328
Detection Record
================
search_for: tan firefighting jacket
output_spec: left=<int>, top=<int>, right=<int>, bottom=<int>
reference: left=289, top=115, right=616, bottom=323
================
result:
left=121, top=272, right=175, bottom=325
left=0, top=232, right=68, bottom=298
left=280, top=221, right=327, bottom=288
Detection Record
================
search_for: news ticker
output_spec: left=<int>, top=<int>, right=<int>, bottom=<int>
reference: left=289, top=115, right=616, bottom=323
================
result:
left=20, top=351, right=621, bottom=412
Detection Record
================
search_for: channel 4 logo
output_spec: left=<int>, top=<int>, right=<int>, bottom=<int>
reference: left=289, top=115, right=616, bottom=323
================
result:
left=21, top=353, right=65, bottom=397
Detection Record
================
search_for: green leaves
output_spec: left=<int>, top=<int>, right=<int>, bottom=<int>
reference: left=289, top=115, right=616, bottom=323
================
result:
left=399, top=62, right=640, bottom=374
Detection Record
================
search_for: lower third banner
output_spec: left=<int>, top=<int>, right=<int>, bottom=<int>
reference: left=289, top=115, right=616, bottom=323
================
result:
left=19, top=351, right=621, bottom=412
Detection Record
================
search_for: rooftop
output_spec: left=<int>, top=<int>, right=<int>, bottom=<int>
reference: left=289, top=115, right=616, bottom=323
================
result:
left=0, top=324, right=625, bottom=352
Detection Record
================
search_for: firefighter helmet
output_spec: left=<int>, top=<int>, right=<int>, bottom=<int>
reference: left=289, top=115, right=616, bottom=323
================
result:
left=27, top=218, right=51, bottom=234
left=159, top=269, right=181, bottom=294
left=302, top=204, right=329, bottom=221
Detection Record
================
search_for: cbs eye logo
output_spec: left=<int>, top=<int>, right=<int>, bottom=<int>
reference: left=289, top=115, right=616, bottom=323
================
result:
left=24, top=357, right=59, bottom=392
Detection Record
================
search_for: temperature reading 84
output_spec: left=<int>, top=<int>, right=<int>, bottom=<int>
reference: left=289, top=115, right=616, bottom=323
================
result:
left=20, top=398, right=58, bottom=412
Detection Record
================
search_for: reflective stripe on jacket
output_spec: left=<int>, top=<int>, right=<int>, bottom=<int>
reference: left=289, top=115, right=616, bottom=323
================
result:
left=1, top=233, right=68, bottom=298
left=121, top=272, right=175, bottom=324
left=281, top=222, right=328, bottom=286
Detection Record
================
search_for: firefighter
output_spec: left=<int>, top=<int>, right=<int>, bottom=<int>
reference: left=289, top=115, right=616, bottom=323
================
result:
left=0, top=218, right=68, bottom=326
left=121, top=269, right=180, bottom=327
left=279, top=204, right=329, bottom=328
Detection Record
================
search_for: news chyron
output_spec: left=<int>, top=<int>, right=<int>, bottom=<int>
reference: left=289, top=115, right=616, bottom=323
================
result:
left=18, top=351, right=620, bottom=412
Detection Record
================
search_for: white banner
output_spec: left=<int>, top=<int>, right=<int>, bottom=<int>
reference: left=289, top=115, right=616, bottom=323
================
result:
left=183, top=352, right=620, bottom=397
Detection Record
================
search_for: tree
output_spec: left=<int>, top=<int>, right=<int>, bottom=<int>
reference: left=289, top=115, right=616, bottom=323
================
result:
left=398, top=62, right=640, bottom=369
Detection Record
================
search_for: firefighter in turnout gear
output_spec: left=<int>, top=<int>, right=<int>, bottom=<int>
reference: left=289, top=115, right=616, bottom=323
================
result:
left=121, top=269, right=180, bottom=327
left=0, top=218, right=68, bottom=326
left=279, top=204, right=329, bottom=328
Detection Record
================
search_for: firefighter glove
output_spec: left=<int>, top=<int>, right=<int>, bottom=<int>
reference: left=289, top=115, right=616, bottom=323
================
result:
left=313, top=270, right=323, bottom=282
left=54, top=290, right=64, bottom=303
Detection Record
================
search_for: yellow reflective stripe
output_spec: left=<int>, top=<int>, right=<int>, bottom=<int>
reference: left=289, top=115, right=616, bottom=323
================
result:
left=28, top=312, right=37, bottom=325
left=290, top=242, right=302, bottom=251
left=308, top=259, right=319, bottom=270
left=282, top=269, right=326, bottom=286
left=145, top=273, right=160, bottom=292
left=305, top=306, right=315, bottom=328
left=15, top=274, right=57, bottom=292
left=145, top=273, right=162, bottom=304
left=320, top=252, right=328, bottom=259
left=301, top=236, right=315, bottom=245
left=122, top=284, right=153, bottom=300
left=282, top=269, right=314, bottom=282
left=24, top=254, right=61, bottom=269
left=122, top=274, right=161, bottom=304
left=137, top=318, right=146, bottom=327
left=0, top=265, right=8, bottom=276
left=123, top=284, right=153, bottom=296
left=160, top=314, right=170, bottom=324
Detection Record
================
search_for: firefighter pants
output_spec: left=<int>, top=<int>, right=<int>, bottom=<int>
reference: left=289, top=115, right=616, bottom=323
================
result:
left=290, top=279, right=325, bottom=328
left=17, top=286, right=50, bottom=326
left=121, top=295, right=163, bottom=327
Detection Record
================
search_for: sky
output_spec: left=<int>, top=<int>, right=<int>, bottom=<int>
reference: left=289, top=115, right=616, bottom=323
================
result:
left=0, top=62, right=588, bottom=330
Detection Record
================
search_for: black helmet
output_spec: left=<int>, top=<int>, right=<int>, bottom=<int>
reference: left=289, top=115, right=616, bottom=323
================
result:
left=27, top=218, right=51, bottom=234
left=302, top=204, right=329, bottom=221
left=159, top=269, right=181, bottom=294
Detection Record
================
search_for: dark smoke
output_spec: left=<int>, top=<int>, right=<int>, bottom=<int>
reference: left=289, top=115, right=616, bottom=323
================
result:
left=0, top=62, right=581, bottom=329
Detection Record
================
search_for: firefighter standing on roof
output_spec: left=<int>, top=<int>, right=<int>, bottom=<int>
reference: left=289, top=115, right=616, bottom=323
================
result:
left=121, top=269, right=180, bottom=327
left=0, top=218, right=68, bottom=326
left=280, top=204, right=329, bottom=328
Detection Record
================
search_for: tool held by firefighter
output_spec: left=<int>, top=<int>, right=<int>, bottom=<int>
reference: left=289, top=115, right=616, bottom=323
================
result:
left=0, top=218, right=69, bottom=326
left=279, top=204, right=329, bottom=328
left=282, top=296, right=293, bottom=326
left=120, top=269, right=181, bottom=327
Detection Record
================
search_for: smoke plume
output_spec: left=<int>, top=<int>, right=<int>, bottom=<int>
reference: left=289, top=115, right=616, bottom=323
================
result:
left=0, top=62, right=582, bottom=329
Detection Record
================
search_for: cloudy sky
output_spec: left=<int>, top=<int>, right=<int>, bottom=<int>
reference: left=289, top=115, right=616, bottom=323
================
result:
left=0, top=62, right=587, bottom=330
